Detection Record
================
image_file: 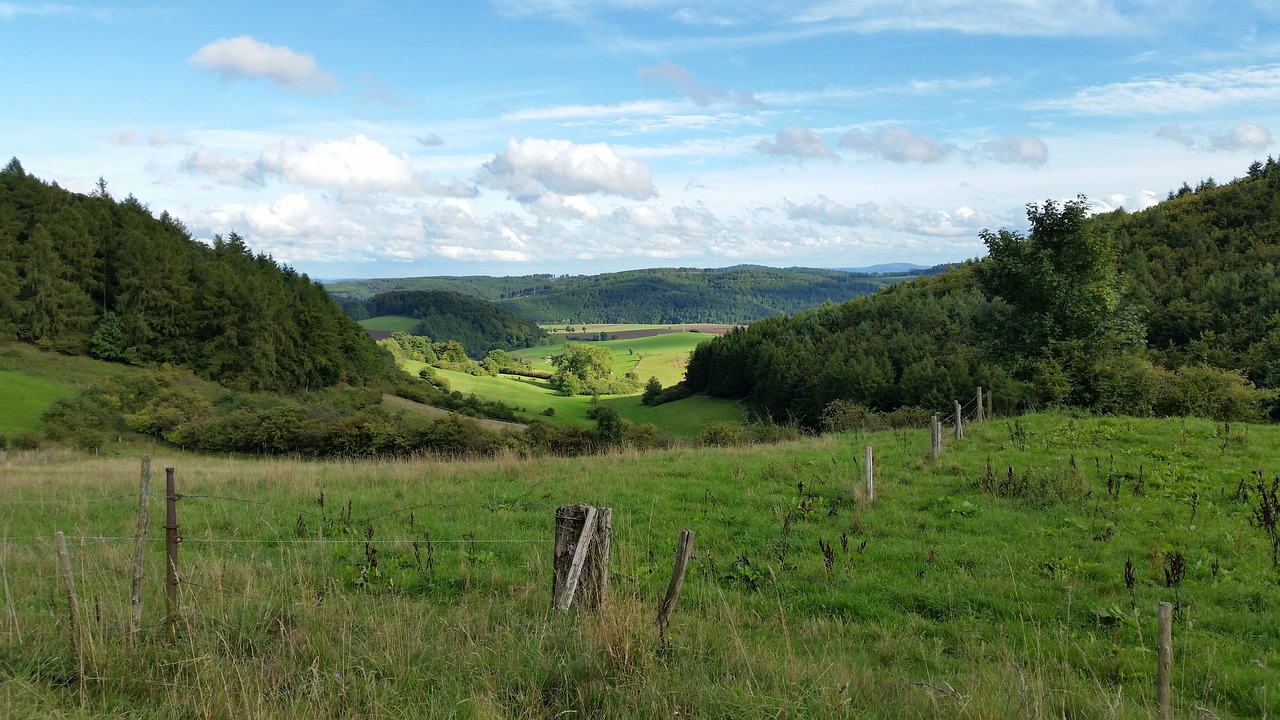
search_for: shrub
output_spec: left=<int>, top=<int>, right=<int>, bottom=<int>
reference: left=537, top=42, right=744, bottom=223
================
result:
left=699, top=421, right=742, bottom=447
left=1155, top=364, right=1275, bottom=422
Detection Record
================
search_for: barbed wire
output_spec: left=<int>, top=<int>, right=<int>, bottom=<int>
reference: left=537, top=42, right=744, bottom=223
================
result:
left=0, top=536, right=136, bottom=547
left=0, top=491, right=147, bottom=505
left=183, top=536, right=544, bottom=546
left=179, top=493, right=321, bottom=518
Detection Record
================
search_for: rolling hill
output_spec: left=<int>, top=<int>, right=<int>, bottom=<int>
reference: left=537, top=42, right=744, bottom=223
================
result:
left=327, top=265, right=906, bottom=324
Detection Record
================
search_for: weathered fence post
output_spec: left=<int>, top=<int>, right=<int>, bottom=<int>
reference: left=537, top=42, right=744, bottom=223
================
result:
left=552, top=504, right=611, bottom=612
left=657, top=529, right=695, bottom=640
left=130, top=456, right=152, bottom=639
left=954, top=401, right=963, bottom=440
left=986, top=389, right=993, bottom=420
left=586, top=507, right=612, bottom=611
left=976, top=387, right=985, bottom=422
left=930, top=413, right=941, bottom=459
left=54, top=531, right=83, bottom=679
left=164, top=467, right=180, bottom=643
left=1157, top=601, right=1173, bottom=720
left=864, top=446, right=874, bottom=504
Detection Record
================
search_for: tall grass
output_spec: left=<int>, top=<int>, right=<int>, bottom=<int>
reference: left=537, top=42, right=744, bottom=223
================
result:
left=1, top=414, right=1277, bottom=718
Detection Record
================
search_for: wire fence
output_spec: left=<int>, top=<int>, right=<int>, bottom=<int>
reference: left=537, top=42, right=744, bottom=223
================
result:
left=1, top=387, right=997, bottom=653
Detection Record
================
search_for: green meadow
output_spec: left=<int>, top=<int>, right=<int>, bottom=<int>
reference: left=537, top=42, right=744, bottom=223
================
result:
left=0, top=370, right=75, bottom=436
left=358, top=315, right=423, bottom=333
left=1, top=413, right=1276, bottom=718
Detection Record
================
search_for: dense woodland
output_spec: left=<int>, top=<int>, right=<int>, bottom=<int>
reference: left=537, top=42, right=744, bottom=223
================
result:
left=0, top=158, right=387, bottom=392
left=345, top=289, right=547, bottom=357
left=682, top=160, right=1280, bottom=428
left=328, top=265, right=919, bottom=324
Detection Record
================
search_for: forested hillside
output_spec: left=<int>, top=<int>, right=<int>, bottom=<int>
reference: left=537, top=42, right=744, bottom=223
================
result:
left=0, top=159, right=387, bottom=392
left=353, top=290, right=547, bottom=357
left=329, top=266, right=902, bottom=324
left=683, top=160, right=1280, bottom=428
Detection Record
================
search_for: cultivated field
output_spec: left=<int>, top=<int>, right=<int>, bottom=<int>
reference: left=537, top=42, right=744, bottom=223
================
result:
left=2, top=413, right=1277, bottom=718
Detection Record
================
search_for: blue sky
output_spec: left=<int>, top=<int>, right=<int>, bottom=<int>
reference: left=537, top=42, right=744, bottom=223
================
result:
left=3, top=1, right=1279, bottom=278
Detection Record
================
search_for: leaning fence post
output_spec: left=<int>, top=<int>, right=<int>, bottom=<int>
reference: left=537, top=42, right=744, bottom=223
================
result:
left=54, top=531, right=83, bottom=679
left=164, top=467, right=180, bottom=643
left=954, top=401, right=963, bottom=440
left=553, top=504, right=600, bottom=612
left=657, top=529, right=694, bottom=641
left=586, top=507, right=612, bottom=612
left=864, top=446, right=874, bottom=504
left=1157, top=601, right=1173, bottom=720
left=130, top=456, right=152, bottom=639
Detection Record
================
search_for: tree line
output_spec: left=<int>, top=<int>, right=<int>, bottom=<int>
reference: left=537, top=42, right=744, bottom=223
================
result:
left=680, top=160, right=1280, bottom=428
left=0, top=159, right=387, bottom=392
left=328, top=265, right=900, bottom=324
left=343, top=289, right=548, bottom=357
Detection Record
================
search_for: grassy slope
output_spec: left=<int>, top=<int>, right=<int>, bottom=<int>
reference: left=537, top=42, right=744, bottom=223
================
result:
left=0, top=370, right=75, bottom=435
left=510, top=331, right=710, bottom=387
left=358, top=315, right=421, bottom=333
left=0, top=413, right=1276, bottom=718
left=422, top=363, right=744, bottom=437
left=0, top=343, right=138, bottom=436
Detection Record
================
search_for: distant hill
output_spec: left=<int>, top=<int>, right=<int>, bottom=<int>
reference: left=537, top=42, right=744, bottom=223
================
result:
left=681, top=160, right=1280, bottom=427
left=350, top=290, right=547, bottom=357
left=328, top=266, right=903, bottom=324
left=0, top=159, right=387, bottom=392
left=834, top=262, right=925, bottom=273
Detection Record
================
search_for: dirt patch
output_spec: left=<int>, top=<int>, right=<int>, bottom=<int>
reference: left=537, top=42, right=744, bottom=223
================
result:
left=558, top=324, right=736, bottom=341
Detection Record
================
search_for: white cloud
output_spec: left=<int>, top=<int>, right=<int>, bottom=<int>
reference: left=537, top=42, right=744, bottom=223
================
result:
left=976, top=135, right=1049, bottom=166
left=477, top=137, right=657, bottom=202
left=756, top=126, right=837, bottom=159
left=1031, top=65, right=1280, bottom=115
left=259, top=135, right=420, bottom=194
left=786, top=195, right=1003, bottom=237
left=789, top=0, right=1132, bottom=36
left=1156, top=121, right=1274, bottom=153
left=1212, top=121, right=1273, bottom=152
left=490, top=0, right=1138, bottom=38
left=181, top=149, right=264, bottom=187
left=638, top=60, right=762, bottom=108
left=501, top=100, right=678, bottom=122
left=189, top=35, right=339, bottom=93
left=840, top=127, right=951, bottom=163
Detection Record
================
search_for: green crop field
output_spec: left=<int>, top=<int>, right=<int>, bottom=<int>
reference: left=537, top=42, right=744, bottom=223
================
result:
left=358, top=314, right=422, bottom=333
left=1, top=413, right=1276, bottom=718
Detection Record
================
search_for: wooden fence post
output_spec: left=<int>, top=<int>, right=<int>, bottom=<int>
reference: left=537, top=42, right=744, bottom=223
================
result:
left=130, top=456, right=152, bottom=639
left=552, top=504, right=611, bottom=612
left=54, top=531, right=82, bottom=679
left=1157, top=601, right=1173, bottom=720
left=864, top=446, right=874, bottom=504
left=164, top=467, right=179, bottom=643
left=930, top=413, right=941, bottom=459
left=657, top=529, right=695, bottom=640
left=986, top=389, right=993, bottom=420
left=976, top=387, right=984, bottom=422
left=954, top=401, right=963, bottom=440
left=587, top=507, right=612, bottom=612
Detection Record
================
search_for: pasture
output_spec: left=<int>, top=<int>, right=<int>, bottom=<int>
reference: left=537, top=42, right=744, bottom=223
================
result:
left=1, top=413, right=1276, bottom=718
left=0, top=370, right=74, bottom=436
left=357, top=315, right=422, bottom=333
left=419, top=362, right=744, bottom=437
